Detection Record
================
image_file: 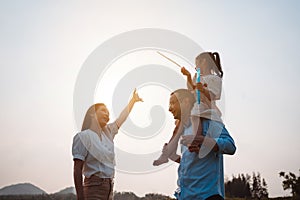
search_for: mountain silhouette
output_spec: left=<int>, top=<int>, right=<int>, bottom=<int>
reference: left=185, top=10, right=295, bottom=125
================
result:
left=0, top=183, right=46, bottom=195
left=54, top=186, right=75, bottom=195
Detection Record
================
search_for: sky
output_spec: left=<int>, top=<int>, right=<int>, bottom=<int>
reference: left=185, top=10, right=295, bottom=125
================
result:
left=1, top=0, right=300, bottom=198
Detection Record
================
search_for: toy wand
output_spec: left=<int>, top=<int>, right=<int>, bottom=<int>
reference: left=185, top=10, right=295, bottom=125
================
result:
left=156, top=51, right=182, bottom=68
left=196, top=68, right=201, bottom=104
left=156, top=51, right=201, bottom=105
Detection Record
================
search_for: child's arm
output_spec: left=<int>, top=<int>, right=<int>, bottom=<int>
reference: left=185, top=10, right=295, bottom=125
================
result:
left=115, top=89, right=143, bottom=128
left=196, top=76, right=222, bottom=101
left=181, top=67, right=211, bottom=101
left=181, top=67, right=195, bottom=91
left=196, top=82, right=212, bottom=101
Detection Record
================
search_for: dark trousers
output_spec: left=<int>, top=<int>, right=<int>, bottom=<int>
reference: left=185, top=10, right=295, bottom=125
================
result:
left=206, top=194, right=224, bottom=200
left=83, top=175, right=113, bottom=200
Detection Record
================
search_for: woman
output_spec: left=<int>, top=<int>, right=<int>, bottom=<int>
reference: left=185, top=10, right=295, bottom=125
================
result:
left=72, top=89, right=143, bottom=200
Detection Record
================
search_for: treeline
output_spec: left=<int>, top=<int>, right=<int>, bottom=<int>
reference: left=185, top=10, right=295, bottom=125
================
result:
left=0, top=192, right=175, bottom=200
left=113, top=192, right=175, bottom=200
left=225, top=169, right=300, bottom=199
left=225, top=172, right=268, bottom=199
left=0, top=169, right=298, bottom=200
left=0, top=193, right=76, bottom=200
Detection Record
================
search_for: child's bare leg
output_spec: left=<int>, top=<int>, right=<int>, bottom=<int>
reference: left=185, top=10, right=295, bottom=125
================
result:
left=167, top=122, right=183, bottom=162
left=153, top=143, right=169, bottom=166
left=153, top=120, right=182, bottom=166
left=189, top=116, right=202, bottom=153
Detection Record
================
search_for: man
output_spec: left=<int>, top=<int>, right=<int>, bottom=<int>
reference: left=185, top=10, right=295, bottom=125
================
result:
left=169, top=89, right=236, bottom=200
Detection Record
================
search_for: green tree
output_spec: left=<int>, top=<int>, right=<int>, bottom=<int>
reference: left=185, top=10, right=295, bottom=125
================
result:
left=225, top=173, right=251, bottom=198
left=251, top=172, right=268, bottom=199
left=261, top=178, right=269, bottom=198
left=225, top=172, right=268, bottom=199
left=279, top=169, right=300, bottom=199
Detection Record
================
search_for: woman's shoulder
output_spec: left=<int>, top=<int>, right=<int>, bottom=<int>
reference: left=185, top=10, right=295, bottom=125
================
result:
left=74, top=129, right=95, bottom=139
left=73, top=129, right=98, bottom=146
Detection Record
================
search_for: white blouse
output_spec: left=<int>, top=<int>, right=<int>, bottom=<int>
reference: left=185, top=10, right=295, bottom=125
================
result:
left=72, top=122, right=118, bottom=178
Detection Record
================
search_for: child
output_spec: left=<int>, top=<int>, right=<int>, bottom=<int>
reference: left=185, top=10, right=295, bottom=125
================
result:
left=153, top=52, right=223, bottom=165
left=184, top=52, right=223, bottom=153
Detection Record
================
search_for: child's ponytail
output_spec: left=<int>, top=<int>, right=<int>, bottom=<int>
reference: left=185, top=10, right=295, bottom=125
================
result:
left=196, top=51, right=224, bottom=78
left=212, top=52, right=223, bottom=78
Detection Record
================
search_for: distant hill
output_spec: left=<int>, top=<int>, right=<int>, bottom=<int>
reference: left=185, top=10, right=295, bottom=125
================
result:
left=0, top=183, right=176, bottom=199
left=0, top=183, right=46, bottom=195
left=114, top=191, right=140, bottom=200
left=54, top=186, right=75, bottom=195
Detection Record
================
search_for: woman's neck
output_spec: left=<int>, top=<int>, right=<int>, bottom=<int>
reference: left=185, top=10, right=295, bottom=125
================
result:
left=89, top=120, right=103, bottom=135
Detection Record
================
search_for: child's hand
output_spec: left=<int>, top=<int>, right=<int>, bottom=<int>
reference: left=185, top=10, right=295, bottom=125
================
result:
left=195, top=83, right=207, bottom=92
left=132, top=88, right=143, bottom=103
left=181, top=67, right=191, bottom=76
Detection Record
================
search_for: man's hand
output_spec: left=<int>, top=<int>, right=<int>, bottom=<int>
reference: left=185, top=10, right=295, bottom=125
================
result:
left=181, top=135, right=205, bottom=153
left=181, top=135, right=204, bottom=146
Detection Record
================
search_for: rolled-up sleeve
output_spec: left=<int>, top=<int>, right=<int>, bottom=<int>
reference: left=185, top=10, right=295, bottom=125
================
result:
left=215, top=128, right=236, bottom=155
left=72, top=133, right=88, bottom=161
left=107, top=122, right=119, bottom=136
left=203, top=120, right=236, bottom=155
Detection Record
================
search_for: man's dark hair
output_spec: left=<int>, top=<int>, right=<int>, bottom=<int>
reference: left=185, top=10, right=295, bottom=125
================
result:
left=171, top=89, right=196, bottom=105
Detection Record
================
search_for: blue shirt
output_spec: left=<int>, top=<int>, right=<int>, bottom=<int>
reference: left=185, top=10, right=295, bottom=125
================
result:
left=176, top=119, right=236, bottom=200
